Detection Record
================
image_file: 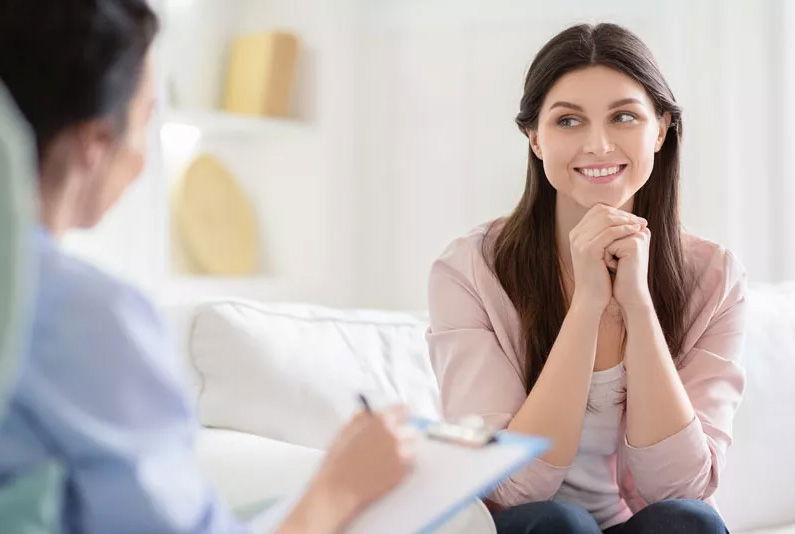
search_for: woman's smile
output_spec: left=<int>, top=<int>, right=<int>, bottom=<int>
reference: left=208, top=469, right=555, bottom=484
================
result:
left=574, top=163, right=628, bottom=184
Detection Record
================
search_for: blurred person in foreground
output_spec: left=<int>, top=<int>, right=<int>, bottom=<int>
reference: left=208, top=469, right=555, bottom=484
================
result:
left=0, top=1, right=415, bottom=532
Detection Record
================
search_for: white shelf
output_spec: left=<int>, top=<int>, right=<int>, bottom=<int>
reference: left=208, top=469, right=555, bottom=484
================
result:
left=162, top=107, right=307, bottom=137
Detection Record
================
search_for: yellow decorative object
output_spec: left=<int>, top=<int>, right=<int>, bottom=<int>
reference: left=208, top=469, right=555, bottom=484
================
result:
left=222, top=32, right=299, bottom=117
left=172, top=154, right=259, bottom=275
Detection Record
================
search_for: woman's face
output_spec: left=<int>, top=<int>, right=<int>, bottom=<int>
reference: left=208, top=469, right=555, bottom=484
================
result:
left=77, top=51, right=155, bottom=227
left=529, top=65, right=670, bottom=210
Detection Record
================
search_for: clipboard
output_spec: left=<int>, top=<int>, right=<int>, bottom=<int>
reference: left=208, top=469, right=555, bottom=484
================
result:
left=248, top=417, right=549, bottom=534
left=343, top=417, right=550, bottom=534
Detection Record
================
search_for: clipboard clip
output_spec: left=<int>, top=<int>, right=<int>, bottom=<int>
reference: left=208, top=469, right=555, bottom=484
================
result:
left=425, top=415, right=499, bottom=448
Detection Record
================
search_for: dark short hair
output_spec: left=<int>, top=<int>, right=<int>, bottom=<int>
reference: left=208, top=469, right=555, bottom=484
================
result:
left=0, top=0, right=159, bottom=158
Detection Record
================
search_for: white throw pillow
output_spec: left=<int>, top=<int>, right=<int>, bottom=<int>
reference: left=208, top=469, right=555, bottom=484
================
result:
left=189, top=300, right=441, bottom=449
left=715, top=283, right=795, bottom=532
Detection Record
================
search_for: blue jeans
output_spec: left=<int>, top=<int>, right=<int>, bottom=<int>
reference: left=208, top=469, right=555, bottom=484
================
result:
left=493, top=499, right=729, bottom=534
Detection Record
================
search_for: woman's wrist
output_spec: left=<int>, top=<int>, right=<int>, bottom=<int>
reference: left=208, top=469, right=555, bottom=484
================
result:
left=619, top=298, right=656, bottom=327
left=568, top=295, right=608, bottom=322
left=621, top=302, right=666, bottom=372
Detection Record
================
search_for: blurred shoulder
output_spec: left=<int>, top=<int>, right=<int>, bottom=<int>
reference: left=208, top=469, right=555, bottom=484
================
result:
left=432, top=218, right=506, bottom=280
left=682, top=231, right=747, bottom=297
left=33, top=234, right=165, bottom=358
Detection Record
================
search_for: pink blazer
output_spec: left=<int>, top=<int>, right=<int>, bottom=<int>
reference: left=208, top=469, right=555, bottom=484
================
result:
left=427, top=220, right=747, bottom=513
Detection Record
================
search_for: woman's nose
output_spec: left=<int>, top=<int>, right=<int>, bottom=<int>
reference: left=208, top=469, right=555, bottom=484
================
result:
left=583, top=125, right=615, bottom=155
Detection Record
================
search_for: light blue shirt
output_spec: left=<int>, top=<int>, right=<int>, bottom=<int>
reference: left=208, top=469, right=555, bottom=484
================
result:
left=0, top=229, right=250, bottom=533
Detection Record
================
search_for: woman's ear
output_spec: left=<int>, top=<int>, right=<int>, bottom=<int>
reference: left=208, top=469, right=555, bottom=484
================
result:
left=528, top=129, right=543, bottom=160
left=655, top=112, right=672, bottom=153
left=73, top=119, right=115, bottom=176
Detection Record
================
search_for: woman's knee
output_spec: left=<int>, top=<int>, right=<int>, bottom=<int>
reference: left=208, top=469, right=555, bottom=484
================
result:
left=628, top=499, right=727, bottom=533
left=494, top=500, right=601, bottom=534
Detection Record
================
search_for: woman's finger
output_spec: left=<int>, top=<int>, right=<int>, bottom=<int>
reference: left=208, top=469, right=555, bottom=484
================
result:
left=606, top=230, right=648, bottom=259
left=380, top=404, right=410, bottom=427
left=604, top=248, right=618, bottom=273
left=575, top=205, right=646, bottom=242
left=588, top=223, right=643, bottom=255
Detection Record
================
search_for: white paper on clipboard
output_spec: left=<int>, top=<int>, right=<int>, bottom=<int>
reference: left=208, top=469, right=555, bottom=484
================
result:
left=344, top=421, right=549, bottom=534
left=247, top=421, right=549, bottom=534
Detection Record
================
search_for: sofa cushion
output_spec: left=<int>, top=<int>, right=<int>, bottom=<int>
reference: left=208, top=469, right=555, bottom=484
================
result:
left=196, top=428, right=323, bottom=511
left=715, top=283, right=795, bottom=532
left=189, top=300, right=440, bottom=449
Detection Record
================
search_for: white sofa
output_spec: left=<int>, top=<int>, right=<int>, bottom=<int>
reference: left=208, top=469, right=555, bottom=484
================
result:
left=164, top=283, right=795, bottom=534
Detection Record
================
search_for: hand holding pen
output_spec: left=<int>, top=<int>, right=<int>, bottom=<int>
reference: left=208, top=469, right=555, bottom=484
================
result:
left=275, top=397, right=417, bottom=534
left=297, top=397, right=417, bottom=528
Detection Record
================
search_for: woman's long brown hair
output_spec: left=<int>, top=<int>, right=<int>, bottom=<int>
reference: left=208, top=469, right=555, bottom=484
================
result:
left=488, top=23, right=693, bottom=392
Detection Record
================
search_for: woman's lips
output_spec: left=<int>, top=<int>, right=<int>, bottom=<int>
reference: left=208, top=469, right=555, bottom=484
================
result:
left=575, top=164, right=628, bottom=184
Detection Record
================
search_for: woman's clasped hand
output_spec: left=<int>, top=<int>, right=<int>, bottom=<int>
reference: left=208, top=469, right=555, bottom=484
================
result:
left=568, top=203, right=652, bottom=314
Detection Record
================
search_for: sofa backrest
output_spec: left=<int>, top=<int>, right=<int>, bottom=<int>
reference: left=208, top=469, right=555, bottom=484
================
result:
left=714, top=282, right=795, bottom=532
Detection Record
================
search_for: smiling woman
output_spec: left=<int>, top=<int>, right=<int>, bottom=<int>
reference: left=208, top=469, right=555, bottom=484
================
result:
left=427, top=23, right=746, bottom=534
left=533, top=67, right=670, bottom=209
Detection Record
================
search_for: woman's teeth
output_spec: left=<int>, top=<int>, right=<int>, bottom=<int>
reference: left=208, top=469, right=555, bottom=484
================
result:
left=579, top=166, right=622, bottom=177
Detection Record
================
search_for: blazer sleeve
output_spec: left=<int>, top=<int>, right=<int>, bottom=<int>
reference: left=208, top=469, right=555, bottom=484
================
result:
left=620, top=249, right=748, bottom=503
left=427, top=252, right=569, bottom=505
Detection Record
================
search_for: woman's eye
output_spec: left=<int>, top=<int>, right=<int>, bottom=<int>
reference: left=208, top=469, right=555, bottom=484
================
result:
left=558, top=116, right=581, bottom=128
left=614, top=112, right=636, bottom=123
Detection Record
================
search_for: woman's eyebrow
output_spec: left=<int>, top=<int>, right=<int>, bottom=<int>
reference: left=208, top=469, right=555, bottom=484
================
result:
left=548, top=98, right=644, bottom=112
left=609, top=98, right=643, bottom=109
left=549, top=101, right=583, bottom=112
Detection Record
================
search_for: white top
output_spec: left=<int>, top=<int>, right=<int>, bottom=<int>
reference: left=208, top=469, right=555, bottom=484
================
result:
left=553, top=362, right=633, bottom=529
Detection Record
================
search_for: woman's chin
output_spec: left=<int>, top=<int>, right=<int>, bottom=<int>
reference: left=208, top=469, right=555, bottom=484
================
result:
left=576, top=192, right=625, bottom=210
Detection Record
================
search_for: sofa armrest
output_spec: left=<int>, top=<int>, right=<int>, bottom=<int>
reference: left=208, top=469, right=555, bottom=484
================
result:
left=195, top=428, right=496, bottom=533
left=196, top=427, right=323, bottom=511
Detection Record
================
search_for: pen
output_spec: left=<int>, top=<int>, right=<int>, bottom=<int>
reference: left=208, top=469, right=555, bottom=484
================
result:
left=358, top=393, right=372, bottom=414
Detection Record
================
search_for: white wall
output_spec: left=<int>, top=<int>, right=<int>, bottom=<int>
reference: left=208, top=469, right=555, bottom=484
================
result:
left=352, top=0, right=795, bottom=309
left=64, top=0, right=795, bottom=311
